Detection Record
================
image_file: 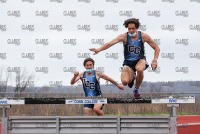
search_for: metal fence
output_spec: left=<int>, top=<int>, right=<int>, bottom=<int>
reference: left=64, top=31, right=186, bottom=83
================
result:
left=6, top=116, right=175, bottom=134
left=1, top=92, right=199, bottom=134
left=0, top=116, right=200, bottom=134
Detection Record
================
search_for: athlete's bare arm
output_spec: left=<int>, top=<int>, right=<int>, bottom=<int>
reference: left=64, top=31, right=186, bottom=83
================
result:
left=142, top=32, right=160, bottom=70
left=96, top=71, right=124, bottom=90
left=89, top=34, right=126, bottom=55
left=70, top=71, right=83, bottom=85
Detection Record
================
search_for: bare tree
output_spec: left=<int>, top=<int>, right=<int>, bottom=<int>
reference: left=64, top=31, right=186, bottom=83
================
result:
left=149, top=83, right=155, bottom=93
left=150, top=82, right=161, bottom=93
left=14, top=69, right=35, bottom=93
left=0, top=67, right=10, bottom=92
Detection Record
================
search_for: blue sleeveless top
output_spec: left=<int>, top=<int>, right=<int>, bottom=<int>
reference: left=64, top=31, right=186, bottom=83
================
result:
left=82, top=70, right=102, bottom=97
left=124, top=31, right=145, bottom=61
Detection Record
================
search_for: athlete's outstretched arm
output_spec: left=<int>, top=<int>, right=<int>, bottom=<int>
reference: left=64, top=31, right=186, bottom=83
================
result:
left=70, top=71, right=82, bottom=85
left=143, top=33, right=160, bottom=70
left=89, top=34, right=124, bottom=55
left=97, top=72, right=124, bottom=90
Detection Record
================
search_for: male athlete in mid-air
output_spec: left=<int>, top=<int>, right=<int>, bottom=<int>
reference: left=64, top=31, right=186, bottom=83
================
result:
left=90, top=18, right=160, bottom=98
left=70, top=58, right=124, bottom=116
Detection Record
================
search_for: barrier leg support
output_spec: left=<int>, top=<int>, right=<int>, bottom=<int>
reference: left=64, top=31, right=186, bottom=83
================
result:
left=167, top=104, right=179, bottom=134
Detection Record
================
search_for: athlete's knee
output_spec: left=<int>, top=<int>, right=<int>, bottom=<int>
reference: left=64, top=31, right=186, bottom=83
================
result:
left=136, top=68, right=144, bottom=74
left=84, top=109, right=92, bottom=116
left=121, top=80, right=129, bottom=86
left=93, top=109, right=104, bottom=116
left=93, top=108, right=101, bottom=113
left=84, top=111, right=90, bottom=116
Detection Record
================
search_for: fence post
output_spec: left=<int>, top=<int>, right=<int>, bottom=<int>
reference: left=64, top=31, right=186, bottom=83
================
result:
left=56, top=116, right=60, bottom=134
left=117, top=116, right=120, bottom=134
left=1, top=105, right=11, bottom=134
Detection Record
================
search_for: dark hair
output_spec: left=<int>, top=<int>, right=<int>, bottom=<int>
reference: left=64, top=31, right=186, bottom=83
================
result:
left=83, top=58, right=95, bottom=66
left=123, top=18, right=140, bottom=29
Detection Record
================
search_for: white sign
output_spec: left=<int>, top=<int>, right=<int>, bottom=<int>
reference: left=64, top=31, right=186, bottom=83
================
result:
left=65, top=99, right=107, bottom=104
left=152, top=96, right=195, bottom=104
left=0, top=98, right=25, bottom=105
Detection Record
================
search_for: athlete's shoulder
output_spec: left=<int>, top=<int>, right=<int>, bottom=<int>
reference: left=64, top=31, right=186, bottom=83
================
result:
left=118, top=33, right=127, bottom=38
left=95, top=70, right=102, bottom=75
left=141, top=32, right=151, bottom=42
left=120, top=32, right=127, bottom=36
left=96, top=70, right=106, bottom=78
left=140, top=31, right=147, bottom=36
left=117, top=33, right=127, bottom=42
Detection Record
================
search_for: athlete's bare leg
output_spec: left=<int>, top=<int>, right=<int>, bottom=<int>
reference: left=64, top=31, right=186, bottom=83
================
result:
left=135, top=59, right=146, bottom=89
left=121, top=65, right=134, bottom=86
left=93, top=104, right=104, bottom=116
left=84, top=108, right=93, bottom=116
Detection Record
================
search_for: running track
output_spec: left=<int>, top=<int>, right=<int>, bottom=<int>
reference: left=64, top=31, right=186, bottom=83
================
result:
left=0, top=116, right=200, bottom=134
left=178, top=116, right=200, bottom=134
